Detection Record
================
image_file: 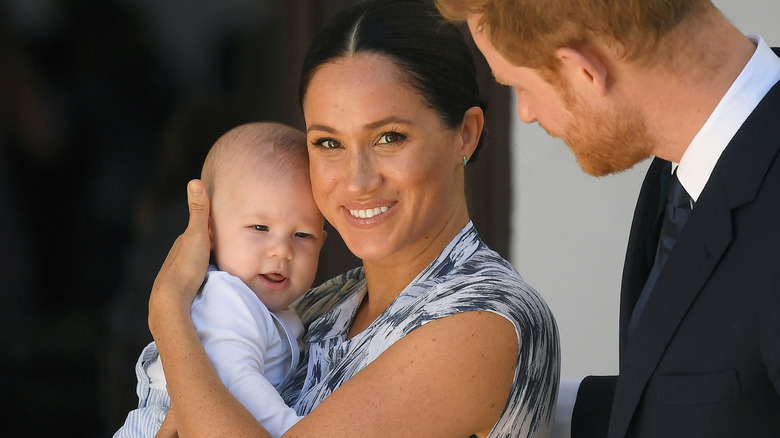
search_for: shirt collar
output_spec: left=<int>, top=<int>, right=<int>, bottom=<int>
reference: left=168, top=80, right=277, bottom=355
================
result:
left=676, top=35, right=780, bottom=201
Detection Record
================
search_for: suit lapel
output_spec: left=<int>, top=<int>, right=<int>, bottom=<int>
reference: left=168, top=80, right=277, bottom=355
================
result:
left=609, top=183, right=733, bottom=437
left=609, top=78, right=780, bottom=438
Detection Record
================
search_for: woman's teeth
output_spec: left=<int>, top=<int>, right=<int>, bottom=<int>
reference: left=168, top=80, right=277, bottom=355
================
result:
left=349, top=206, right=389, bottom=218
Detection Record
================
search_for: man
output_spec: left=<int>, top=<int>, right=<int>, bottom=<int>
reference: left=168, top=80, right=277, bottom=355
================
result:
left=436, top=0, right=780, bottom=437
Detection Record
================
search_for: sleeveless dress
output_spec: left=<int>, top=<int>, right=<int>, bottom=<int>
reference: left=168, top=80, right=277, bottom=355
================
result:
left=279, top=222, right=560, bottom=437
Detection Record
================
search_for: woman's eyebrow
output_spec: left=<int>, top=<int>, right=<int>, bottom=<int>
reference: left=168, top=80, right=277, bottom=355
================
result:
left=364, top=116, right=415, bottom=130
left=307, top=116, right=415, bottom=134
left=306, top=124, right=335, bottom=134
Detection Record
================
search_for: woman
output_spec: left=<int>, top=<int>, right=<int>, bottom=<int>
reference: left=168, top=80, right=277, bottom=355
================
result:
left=149, top=0, right=559, bottom=436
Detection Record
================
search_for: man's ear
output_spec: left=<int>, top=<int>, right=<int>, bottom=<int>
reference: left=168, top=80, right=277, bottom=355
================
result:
left=556, top=46, right=609, bottom=96
left=458, top=106, right=485, bottom=161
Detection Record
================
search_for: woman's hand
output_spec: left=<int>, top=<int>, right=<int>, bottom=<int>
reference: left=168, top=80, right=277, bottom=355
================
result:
left=154, top=408, right=178, bottom=438
left=149, top=179, right=211, bottom=337
left=146, top=180, right=269, bottom=437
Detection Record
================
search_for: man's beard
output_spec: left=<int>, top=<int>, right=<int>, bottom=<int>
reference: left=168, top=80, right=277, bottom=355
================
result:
left=546, top=88, right=656, bottom=177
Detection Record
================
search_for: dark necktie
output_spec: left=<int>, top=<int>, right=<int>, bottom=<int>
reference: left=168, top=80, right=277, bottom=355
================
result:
left=627, top=170, right=692, bottom=337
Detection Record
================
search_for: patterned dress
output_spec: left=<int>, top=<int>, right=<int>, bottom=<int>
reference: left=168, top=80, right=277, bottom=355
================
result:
left=280, top=223, right=560, bottom=437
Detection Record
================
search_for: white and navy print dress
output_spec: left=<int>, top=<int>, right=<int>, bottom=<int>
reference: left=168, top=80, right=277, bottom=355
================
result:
left=280, top=222, right=560, bottom=437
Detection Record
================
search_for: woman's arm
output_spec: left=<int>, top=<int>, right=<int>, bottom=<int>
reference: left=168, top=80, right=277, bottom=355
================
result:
left=150, top=180, right=520, bottom=437
left=149, top=180, right=270, bottom=438
left=286, top=310, right=518, bottom=438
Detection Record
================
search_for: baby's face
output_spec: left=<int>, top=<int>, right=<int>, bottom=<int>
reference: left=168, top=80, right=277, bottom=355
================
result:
left=210, top=165, right=325, bottom=312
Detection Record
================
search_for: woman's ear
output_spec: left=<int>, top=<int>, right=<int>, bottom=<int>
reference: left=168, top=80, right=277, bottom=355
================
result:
left=556, top=46, right=609, bottom=96
left=458, top=106, right=485, bottom=161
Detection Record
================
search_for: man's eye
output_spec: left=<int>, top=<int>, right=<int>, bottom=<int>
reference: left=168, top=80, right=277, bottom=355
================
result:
left=253, top=225, right=268, bottom=231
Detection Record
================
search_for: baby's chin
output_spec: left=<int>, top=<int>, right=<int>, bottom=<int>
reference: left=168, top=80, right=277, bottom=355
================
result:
left=252, top=285, right=307, bottom=313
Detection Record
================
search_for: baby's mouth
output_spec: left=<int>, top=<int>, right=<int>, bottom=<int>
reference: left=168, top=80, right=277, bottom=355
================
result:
left=259, top=272, right=290, bottom=291
left=262, top=272, right=287, bottom=283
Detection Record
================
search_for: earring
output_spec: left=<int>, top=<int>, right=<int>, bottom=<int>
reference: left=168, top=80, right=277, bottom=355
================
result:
left=462, top=156, right=468, bottom=166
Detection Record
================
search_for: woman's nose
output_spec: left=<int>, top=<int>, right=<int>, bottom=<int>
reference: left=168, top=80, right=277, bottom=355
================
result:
left=347, top=150, right=381, bottom=193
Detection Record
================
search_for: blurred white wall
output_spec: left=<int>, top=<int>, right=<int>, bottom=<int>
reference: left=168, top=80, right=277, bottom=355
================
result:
left=508, top=0, right=780, bottom=379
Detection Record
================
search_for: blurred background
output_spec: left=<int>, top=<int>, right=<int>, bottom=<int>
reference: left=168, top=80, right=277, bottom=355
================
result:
left=0, top=0, right=511, bottom=435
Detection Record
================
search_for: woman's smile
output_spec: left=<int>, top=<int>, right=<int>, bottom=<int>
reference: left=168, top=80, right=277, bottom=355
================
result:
left=348, top=205, right=390, bottom=219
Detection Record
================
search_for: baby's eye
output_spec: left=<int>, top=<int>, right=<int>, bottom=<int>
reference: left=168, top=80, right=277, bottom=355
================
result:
left=295, top=232, right=312, bottom=239
left=253, top=225, right=268, bottom=231
left=377, top=131, right=406, bottom=145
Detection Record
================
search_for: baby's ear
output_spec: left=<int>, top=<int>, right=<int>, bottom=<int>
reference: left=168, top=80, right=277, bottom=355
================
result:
left=207, top=216, right=217, bottom=265
left=208, top=216, right=215, bottom=246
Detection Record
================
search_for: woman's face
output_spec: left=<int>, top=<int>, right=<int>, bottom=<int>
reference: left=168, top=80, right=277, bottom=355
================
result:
left=302, top=54, right=468, bottom=264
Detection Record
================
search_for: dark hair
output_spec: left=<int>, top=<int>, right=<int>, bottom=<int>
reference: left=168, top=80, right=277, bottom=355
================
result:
left=298, top=0, right=487, bottom=161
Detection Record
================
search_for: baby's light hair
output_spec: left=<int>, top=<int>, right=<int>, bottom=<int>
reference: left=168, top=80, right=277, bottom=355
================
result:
left=201, top=122, right=308, bottom=198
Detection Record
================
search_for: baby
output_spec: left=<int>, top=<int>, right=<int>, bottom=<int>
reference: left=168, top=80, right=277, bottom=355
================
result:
left=114, top=121, right=326, bottom=438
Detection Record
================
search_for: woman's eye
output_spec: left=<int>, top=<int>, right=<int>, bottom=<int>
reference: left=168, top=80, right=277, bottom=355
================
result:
left=313, top=138, right=341, bottom=149
left=253, top=225, right=268, bottom=231
left=377, top=131, right=406, bottom=145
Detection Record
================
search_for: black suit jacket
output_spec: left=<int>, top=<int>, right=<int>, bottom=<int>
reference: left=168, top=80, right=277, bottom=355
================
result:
left=573, top=52, right=780, bottom=437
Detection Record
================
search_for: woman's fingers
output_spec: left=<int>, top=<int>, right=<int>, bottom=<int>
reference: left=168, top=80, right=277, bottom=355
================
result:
left=154, top=408, right=178, bottom=438
left=165, top=179, right=211, bottom=289
left=176, top=179, right=212, bottom=280
left=185, top=179, right=210, bottom=239
left=149, top=180, right=212, bottom=333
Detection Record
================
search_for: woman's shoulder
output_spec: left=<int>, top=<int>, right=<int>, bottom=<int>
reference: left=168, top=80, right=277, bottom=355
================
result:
left=431, top=245, right=548, bottom=314
left=425, top=247, right=559, bottom=437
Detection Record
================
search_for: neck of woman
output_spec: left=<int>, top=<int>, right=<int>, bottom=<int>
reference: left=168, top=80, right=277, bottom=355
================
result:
left=350, top=212, right=471, bottom=337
